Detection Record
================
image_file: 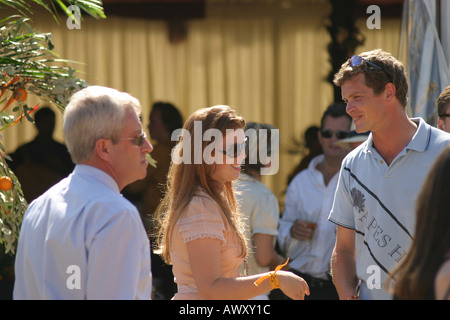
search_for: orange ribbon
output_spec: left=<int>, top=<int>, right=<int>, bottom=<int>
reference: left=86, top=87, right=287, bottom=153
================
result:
left=254, top=258, right=289, bottom=289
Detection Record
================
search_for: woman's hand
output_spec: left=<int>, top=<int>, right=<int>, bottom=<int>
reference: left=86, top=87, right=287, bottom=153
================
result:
left=278, top=270, right=310, bottom=300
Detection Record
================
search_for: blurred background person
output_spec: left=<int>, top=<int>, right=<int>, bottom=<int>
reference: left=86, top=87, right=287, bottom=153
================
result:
left=7, top=106, right=74, bottom=203
left=234, top=121, right=286, bottom=300
left=286, top=125, right=322, bottom=186
left=334, top=121, right=369, bottom=151
left=124, top=101, right=183, bottom=299
left=277, top=103, right=351, bottom=300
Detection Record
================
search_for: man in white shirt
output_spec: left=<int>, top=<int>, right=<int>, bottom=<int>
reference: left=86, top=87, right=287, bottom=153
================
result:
left=13, top=86, right=154, bottom=299
left=277, top=103, right=351, bottom=299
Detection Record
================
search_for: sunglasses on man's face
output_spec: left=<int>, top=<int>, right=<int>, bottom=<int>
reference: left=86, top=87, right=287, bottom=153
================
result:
left=321, top=130, right=350, bottom=140
left=220, top=137, right=247, bottom=158
left=119, top=132, right=147, bottom=146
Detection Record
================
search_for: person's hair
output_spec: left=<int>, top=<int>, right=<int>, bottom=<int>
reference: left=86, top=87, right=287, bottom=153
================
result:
left=437, top=86, right=450, bottom=117
left=304, top=125, right=320, bottom=150
left=63, top=86, right=142, bottom=163
left=34, top=106, right=56, bottom=134
left=242, top=122, right=275, bottom=174
left=333, top=49, right=409, bottom=108
left=320, top=103, right=351, bottom=129
left=155, top=105, right=248, bottom=264
left=34, top=106, right=55, bottom=125
left=152, top=101, right=183, bottom=135
left=388, top=145, right=450, bottom=299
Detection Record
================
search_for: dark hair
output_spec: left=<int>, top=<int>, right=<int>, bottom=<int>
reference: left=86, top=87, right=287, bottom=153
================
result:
left=34, top=106, right=55, bottom=124
left=304, top=126, right=320, bottom=149
left=437, top=86, right=450, bottom=117
left=152, top=102, right=183, bottom=135
left=242, top=122, right=275, bottom=174
left=389, top=146, right=450, bottom=299
left=320, top=103, right=351, bottom=129
left=333, top=49, right=408, bottom=108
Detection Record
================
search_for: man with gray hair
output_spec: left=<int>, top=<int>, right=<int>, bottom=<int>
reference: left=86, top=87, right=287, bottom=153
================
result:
left=14, top=86, right=154, bottom=299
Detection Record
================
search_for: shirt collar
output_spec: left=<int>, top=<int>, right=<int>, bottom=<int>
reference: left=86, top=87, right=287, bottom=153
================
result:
left=73, top=164, right=121, bottom=194
left=405, top=117, right=430, bottom=152
left=308, top=154, right=325, bottom=173
left=363, top=117, right=430, bottom=154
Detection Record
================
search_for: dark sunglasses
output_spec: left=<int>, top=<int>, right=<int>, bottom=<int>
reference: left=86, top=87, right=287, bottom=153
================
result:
left=438, top=113, right=450, bottom=118
left=321, top=130, right=350, bottom=140
left=349, top=55, right=392, bottom=82
left=119, top=132, right=147, bottom=146
left=220, top=137, right=247, bottom=158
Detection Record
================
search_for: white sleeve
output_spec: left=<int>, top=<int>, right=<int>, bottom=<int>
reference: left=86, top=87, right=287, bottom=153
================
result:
left=277, top=179, right=300, bottom=254
left=86, top=208, right=152, bottom=299
left=328, top=165, right=356, bottom=230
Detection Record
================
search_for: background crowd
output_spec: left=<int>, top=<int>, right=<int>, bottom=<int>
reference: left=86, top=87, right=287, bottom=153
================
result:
left=5, top=49, right=450, bottom=300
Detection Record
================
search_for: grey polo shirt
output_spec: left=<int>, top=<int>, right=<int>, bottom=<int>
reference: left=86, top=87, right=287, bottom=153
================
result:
left=329, top=117, right=450, bottom=300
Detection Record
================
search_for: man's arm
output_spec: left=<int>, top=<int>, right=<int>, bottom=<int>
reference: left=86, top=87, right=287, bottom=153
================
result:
left=330, top=225, right=359, bottom=299
left=86, top=209, right=151, bottom=299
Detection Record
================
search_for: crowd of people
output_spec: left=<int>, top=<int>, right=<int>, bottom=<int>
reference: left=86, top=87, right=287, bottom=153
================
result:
left=8, top=49, right=450, bottom=300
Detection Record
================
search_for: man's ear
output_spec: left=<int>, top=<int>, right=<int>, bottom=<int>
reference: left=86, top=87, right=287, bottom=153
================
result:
left=384, top=82, right=396, bottom=102
left=437, top=117, right=444, bottom=130
left=95, top=138, right=112, bottom=162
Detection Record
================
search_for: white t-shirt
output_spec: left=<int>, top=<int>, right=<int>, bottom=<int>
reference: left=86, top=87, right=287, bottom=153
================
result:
left=235, top=173, right=280, bottom=277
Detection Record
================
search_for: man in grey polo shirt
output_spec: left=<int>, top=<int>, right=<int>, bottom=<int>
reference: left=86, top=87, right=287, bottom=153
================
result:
left=328, top=49, right=450, bottom=300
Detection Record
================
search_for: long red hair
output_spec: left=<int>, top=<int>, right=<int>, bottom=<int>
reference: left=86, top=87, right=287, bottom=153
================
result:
left=155, top=105, right=248, bottom=264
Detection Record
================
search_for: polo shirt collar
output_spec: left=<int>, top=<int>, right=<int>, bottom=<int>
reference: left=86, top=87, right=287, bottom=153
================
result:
left=405, top=117, right=430, bottom=152
left=363, top=117, right=430, bottom=155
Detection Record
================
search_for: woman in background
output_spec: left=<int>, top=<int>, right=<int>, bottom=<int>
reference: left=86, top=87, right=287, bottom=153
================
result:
left=234, top=121, right=286, bottom=300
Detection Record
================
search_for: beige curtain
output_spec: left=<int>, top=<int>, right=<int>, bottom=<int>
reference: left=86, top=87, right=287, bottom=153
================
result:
left=4, top=2, right=401, bottom=200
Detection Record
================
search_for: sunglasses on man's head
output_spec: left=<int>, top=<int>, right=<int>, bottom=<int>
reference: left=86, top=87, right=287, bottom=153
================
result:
left=349, top=55, right=392, bottom=83
left=438, top=113, right=450, bottom=118
left=350, top=55, right=384, bottom=70
left=220, top=137, right=247, bottom=158
left=119, top=132, right=147, bottom=146
left=321, top=130, right=350, bottom=140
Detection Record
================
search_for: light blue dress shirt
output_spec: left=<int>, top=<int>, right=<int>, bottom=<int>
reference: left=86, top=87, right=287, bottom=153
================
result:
left=13, top=165, right=152, bottom=299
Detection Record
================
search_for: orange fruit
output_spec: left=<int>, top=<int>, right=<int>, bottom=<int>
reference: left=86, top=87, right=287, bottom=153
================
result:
left=0, top=176, right=13, bottom=191
left=15, top=87, right=27, bottom=101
